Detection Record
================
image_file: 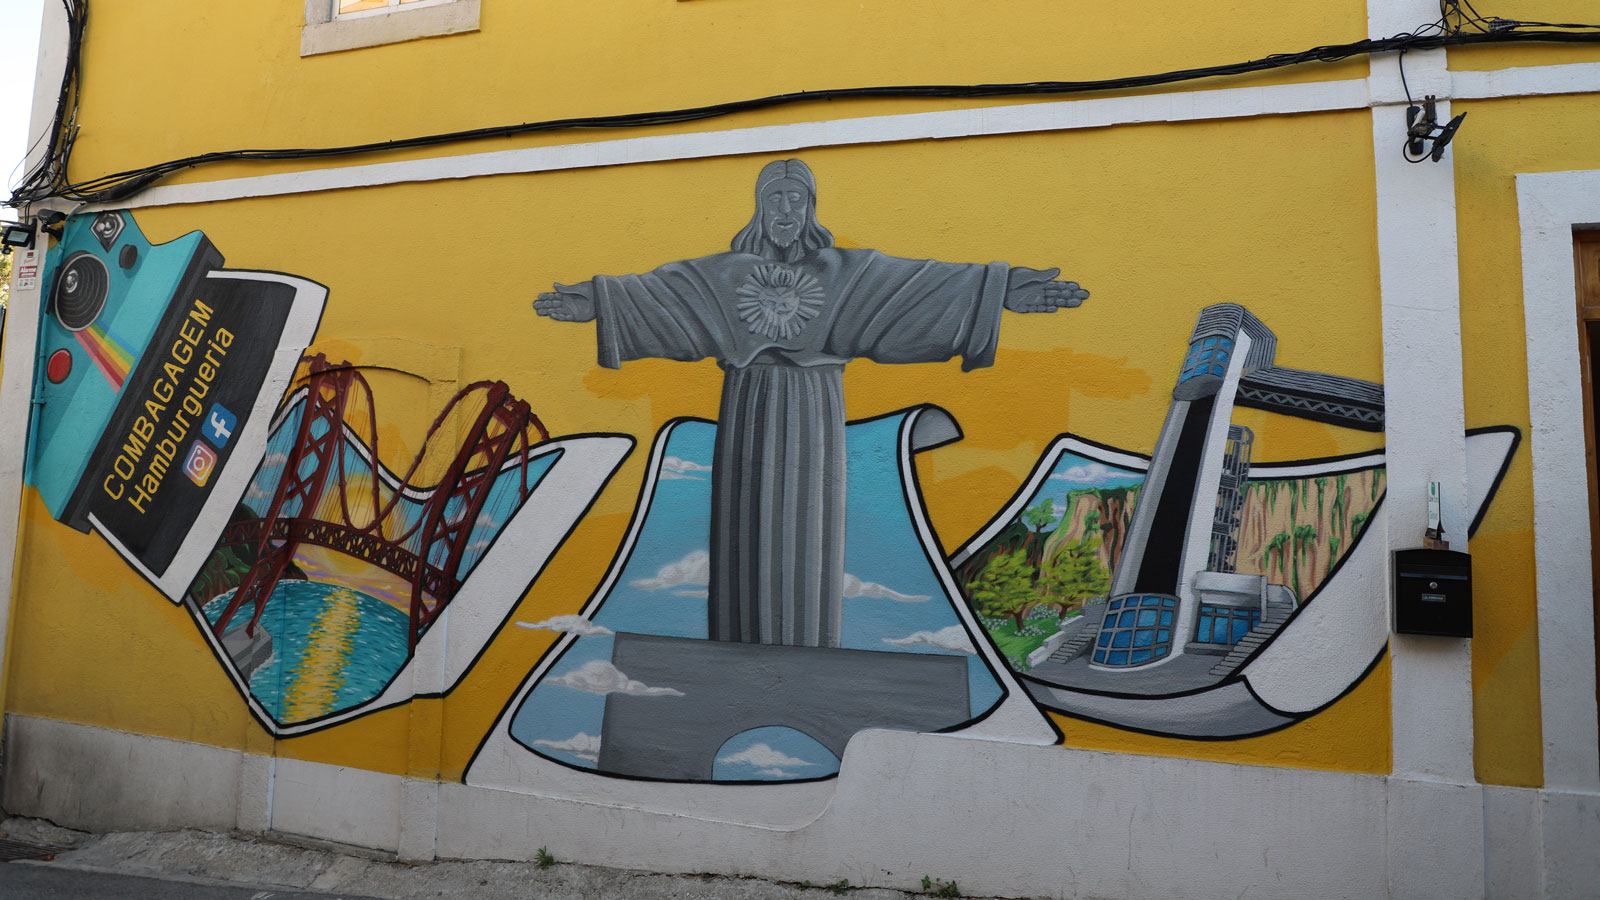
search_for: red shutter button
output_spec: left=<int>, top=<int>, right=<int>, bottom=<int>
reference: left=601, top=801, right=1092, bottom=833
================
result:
left=46, top=349, right=73, bottom=383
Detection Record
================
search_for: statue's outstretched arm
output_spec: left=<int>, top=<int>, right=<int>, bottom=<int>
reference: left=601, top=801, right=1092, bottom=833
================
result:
left=1003, top=266, right=1089, bottom=313
left=533, top=282, right=597, bottom=322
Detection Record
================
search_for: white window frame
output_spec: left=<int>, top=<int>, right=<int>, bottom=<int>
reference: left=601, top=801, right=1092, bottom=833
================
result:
left=302, top=0, right=480, bottom=56
left=1516, top=168, right=1600, bottom=794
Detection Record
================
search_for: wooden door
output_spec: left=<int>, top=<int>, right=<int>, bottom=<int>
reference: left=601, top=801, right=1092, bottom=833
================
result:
left=1575, top=229, right=1600, bottom=738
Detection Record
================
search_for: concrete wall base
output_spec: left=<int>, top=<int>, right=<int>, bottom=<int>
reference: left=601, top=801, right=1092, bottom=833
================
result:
left=5, top=714, right=1597, bottom=899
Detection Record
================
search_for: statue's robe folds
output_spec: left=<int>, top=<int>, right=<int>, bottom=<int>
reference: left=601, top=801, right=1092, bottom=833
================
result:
left=583, top=248, right=1010, bottom=647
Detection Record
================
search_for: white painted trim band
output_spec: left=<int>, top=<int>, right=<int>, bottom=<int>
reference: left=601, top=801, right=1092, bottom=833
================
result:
left=1516, top=168, right=1600, bottom=794
left=1369, top=19, right=1479, bottom=788
left=86, top=79, right=1374, bottom=212
left=1453, top=61, right=1600, bottom=102
left=74, top=57, right=1600, bottom=214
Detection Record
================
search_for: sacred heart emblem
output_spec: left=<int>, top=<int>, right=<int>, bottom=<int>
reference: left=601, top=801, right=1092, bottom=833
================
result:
left=736, top=263, right=824, bottom=340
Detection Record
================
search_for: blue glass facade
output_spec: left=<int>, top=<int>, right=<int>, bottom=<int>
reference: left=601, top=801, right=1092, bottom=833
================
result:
left=1092, top=595, right=1178, bottom=666
left=1177, top=336, right=1235, bottom=383
left=1194, top=603, right=1262, bottom=646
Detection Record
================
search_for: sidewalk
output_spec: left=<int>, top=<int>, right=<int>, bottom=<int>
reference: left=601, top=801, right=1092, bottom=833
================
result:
left=0, top=817, right=991, bottom=900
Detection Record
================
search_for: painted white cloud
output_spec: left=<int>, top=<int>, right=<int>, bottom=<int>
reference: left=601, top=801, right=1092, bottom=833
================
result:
left=1049, top=461, right=1135, bottom=487
left=549, top=660, right=683, bottom=697
left=758, top=768, right=796, bottom=778
left=672, top=589, right=710, bottom=598
left=245, top=484, right=272, bottom=502
left=842, top=573, right=929, bottom=603
left=659, top=455, right=714, bottom=480
left=533, top=732, right=602, bottom=763
left=517, top=615, right=613, bottom=637
left=883, top=625, right=977, bottom=655
left=261, top=452, right=288, bottom=468
left=716, top=743, right=815, bottom=769
left=631, top=550, right=710, bottom=590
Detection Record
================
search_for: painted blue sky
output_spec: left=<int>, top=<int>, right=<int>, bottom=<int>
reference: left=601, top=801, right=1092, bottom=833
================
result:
left=512, top=412, right=1003, bottom=782
left=1015, top=450, right=1146, bottom=531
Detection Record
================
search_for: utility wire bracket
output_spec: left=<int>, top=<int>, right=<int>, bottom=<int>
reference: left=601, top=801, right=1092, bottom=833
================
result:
left=1406, top=95, right=1467, bottom=162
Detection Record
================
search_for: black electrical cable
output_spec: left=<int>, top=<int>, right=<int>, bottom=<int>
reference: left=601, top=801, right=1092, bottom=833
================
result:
left=12, top=0, right=86, bottom=205
left=7, top=1, right=1600, bottom=208
left=1396, top=52, right=1438, bottom=165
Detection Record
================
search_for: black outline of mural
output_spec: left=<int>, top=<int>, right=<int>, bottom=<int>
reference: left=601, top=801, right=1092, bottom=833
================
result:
left=534, top=158, right=1087, bottom=654
left=465, top=405, right=1062, bottom=787
left=27, top=209, right=329, bottom=591
left=184, top=380, right=636, bottom=738
left=951, top=425, right=1522, bottom=741
left=79, top=276, right=327, bottom=609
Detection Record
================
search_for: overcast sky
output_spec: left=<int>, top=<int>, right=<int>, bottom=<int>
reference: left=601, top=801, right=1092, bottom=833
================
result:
left=1, top=0, right=47, bottom=222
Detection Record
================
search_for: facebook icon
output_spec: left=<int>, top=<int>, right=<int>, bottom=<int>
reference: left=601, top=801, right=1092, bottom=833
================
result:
left=204, top=403, right=237, bottom=449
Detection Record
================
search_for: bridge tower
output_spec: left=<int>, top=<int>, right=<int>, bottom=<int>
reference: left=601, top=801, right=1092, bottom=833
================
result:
left=406, top=382, right=547, bottom=648
left=213, top=354, right=353, bottom=637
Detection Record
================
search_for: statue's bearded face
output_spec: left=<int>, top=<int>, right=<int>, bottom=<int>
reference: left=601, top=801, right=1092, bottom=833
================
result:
left=762, top=178, right=812, bottom=249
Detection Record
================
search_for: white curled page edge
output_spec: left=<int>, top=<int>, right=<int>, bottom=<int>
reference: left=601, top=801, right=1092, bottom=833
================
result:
left=466, top=405, right=1056, bottom=830
left=92, top=269, right=327, bottom=601
left=181, top=426, right=633, bottom=737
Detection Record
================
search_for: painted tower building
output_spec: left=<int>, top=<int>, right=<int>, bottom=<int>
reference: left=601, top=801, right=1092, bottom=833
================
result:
left=1077, top=302, right=1387, bottom=676
left=1090, top=304, right=1277, bottom=669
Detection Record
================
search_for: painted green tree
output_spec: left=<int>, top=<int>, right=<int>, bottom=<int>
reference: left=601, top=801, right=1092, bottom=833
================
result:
left=1264, top=530, right=1289, bottom=579
left=970, top=548, right=1038, bottom=632
left=1038, top=536, right=1110, bottom=614
left=1292, top=523, right=1317, bottom=598
left=1021, top=498, right=1055, bottom=533
left=1351, top=510, right=1371, bottom=541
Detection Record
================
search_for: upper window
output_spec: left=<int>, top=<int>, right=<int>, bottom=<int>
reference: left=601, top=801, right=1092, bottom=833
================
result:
left=302, top=0, right=480, bottom=56
left=334, top=0, right=455, bottom=21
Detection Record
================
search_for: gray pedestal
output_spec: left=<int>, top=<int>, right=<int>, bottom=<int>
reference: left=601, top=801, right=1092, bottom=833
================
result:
left=597, top=632, right=971, bottom=781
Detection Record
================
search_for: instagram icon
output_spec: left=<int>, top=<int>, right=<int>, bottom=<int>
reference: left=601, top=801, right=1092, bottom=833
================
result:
left=183, top=441, right=218, bottom=487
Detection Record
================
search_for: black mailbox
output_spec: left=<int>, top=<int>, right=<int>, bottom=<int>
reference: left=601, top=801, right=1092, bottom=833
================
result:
left=1392, top=548, right=1472, bottom=637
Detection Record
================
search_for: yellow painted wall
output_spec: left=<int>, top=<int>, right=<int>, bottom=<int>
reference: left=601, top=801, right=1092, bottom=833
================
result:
left=65, top=1, right=1368, bottom=189
left=4, top=104, right=1395, bottom=777
left=1447, top=1, right=1600, bottom=71
left=12, top=0, right=1600, bottom=793
left=1452, top=92, right=1600, bottom=787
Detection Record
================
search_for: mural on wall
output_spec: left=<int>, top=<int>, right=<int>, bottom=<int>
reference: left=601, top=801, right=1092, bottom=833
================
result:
left=21, top=175, right=1522, bottom=777
left=951, top=304, right=1520, bottom=738
left=183, top=355, right=633, bottom=733
left=26, top=210, right=325, bottom=596
left=26, top=210, right=635, bottom=736
left=476, top=407, right=1051, bottom=784
left=472, top=158, right=1085, bottom=785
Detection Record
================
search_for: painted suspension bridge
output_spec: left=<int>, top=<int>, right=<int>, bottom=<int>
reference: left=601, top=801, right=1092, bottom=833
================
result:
left=188, top=354, right=551, bottom=701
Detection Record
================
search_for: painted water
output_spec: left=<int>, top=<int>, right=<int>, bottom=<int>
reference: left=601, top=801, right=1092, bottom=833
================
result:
left=204, top=581, right=411, bottom=726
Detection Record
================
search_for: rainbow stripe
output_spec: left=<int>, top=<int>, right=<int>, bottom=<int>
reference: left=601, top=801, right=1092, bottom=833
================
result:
left=74, top=324, right=135, bottom=391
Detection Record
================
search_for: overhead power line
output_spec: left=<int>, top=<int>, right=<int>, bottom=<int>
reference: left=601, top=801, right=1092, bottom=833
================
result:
left=7, top=0, right=1600, bottom=207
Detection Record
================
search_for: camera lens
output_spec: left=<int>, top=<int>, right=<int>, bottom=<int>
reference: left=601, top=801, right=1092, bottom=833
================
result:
left=50, top=251, right=111, bottom=332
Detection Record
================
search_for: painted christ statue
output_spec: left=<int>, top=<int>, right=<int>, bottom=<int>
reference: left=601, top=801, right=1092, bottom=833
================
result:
left=535, top=159, right=1088, bottom=650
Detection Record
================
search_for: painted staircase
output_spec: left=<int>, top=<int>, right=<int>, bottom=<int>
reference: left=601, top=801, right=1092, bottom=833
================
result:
left=1208, top=592, right=1298, bottom=677
left=1041, top=605, right=1105, bottom=665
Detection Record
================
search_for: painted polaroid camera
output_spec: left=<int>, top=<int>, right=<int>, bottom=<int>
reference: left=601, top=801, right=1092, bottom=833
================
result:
left=28, top=211, right=325, bottom=595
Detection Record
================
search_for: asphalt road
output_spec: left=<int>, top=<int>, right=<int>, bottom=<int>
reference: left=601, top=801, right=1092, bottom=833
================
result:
left=0, top=862, right=379, bottom=899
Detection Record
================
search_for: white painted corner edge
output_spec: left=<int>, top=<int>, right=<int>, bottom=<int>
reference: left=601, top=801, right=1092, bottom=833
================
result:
left=1516, top=169, right=1600, bottom=793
